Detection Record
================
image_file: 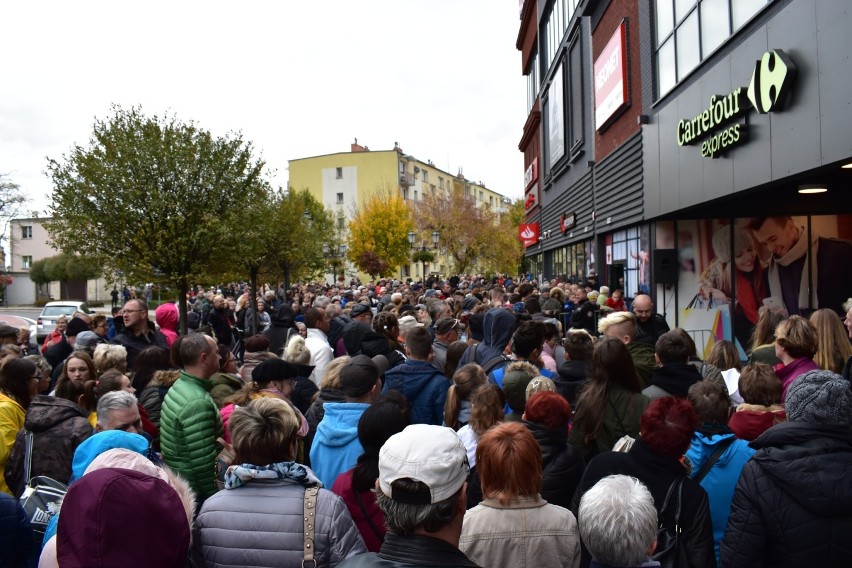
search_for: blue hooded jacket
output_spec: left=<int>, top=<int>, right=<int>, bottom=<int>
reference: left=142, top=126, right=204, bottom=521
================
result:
left=686, top=431, right=756, bottom=565
left=457, top=308, right=515, bottom=377
left=309, top=402, right=369, bottom=488
left=382, top=360, right=451, bottom=426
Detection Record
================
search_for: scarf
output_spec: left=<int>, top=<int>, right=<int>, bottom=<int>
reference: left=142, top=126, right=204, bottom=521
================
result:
left=766, top=226, right=818, bottom=311
left=223, top=460, right=322, bottom=490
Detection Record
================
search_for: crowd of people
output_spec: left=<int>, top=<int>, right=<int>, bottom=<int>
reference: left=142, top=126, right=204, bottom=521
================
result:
left=1, top=272, right=851, bottom=567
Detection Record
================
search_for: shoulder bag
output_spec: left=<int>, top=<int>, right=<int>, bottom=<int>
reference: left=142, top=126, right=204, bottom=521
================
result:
left=303, top=486, right=319, bottom=567
left=19, top=430, right=68, bottom=538
left=651, top=477, right=690, bottom=568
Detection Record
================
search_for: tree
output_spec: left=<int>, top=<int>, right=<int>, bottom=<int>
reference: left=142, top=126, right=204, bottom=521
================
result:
left=0, top=174, right=32, bottom=261
left=347, top=190, right=413, bottom=279
left=47, top=105, right=266, bottom=334
left=269, top=188, right=333, bottom=291
left=413, top=181, right=521, bottom=274
left=29, top=253, right=102, bottom=285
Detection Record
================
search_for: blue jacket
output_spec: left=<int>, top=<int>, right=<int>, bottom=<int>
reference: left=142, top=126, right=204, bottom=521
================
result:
left=382, top=360, right=451, bottom=426
left=458, top=308, right=515, bottom=374
left=309, top=402, right=369, bottom=488
left=0, top=492, right=35, bottom=566
left=686, top=431, right=755, bottom=565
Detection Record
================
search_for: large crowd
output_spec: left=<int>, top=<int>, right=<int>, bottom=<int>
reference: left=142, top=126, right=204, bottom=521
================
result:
left=1, top=273, right=851, bottom=568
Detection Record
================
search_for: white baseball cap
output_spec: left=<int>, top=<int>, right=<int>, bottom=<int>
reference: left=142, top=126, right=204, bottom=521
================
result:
left=378, top=424, right=469, bottom=505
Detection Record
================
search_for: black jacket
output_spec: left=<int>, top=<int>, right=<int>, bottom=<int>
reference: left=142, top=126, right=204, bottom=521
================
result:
left=634, top=313, right=670, bottom=347
left=5, top=395, right=94, bottom=497
left=338, top=533, right=481, bottom=567
left=572, top=438, right=715, bottom=568
left=524, top=420, right=584, bottom=509
left=569, top=300, right=597, bottom=335
left=555, top=360, right=588, bottom=409
left=720, top=421, right=852, bottom=567
left=643, top=362, right=703, bottom=400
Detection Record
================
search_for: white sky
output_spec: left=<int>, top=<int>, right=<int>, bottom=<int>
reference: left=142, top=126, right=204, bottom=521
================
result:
left=0, top=1, right=527, bottom=217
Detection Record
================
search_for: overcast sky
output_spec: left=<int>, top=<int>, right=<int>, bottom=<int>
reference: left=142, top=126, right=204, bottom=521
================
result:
left=1, top=1, right=527, bottom=217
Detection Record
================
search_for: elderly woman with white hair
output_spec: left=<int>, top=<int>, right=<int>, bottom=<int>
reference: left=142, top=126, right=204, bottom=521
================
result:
left=578, top=475, right=658, bottom=568
left=195, top=397, right=366, bottom=567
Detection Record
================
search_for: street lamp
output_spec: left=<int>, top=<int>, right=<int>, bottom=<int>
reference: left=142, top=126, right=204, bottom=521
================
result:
left=324, top=243, right=347, bottom=285
left=408, top=230, right=440, bottom=281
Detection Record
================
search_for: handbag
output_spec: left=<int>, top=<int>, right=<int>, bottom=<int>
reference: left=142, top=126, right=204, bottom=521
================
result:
left=18, top=430, right=68, bottom=538
left=651, top=477, right=690, bottom=568
left=303, top=486, right=319, bottom=567
left=214, top=436, right=236, bottom=491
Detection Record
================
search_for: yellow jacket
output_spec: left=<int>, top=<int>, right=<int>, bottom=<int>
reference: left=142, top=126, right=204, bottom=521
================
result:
left=0, top=392, right=25, bottom=495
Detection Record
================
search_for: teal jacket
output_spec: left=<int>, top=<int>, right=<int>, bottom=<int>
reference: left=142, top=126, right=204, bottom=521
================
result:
left=160, top=371, right=223, bottom=499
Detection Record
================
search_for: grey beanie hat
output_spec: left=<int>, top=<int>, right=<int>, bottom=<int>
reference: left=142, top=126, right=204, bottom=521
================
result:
left=785, top=370, right=852, bottom=426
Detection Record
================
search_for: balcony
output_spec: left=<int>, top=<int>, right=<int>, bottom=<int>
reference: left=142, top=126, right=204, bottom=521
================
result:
left=399, top=173, right=415, bottom=187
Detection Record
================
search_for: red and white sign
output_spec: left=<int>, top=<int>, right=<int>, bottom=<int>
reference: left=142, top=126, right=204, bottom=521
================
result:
left=519, top=223, right=540, bottom=247
left=560, top=211, right=576, bottom=233
left=594, top=22, right=628, bottom=129
left=524, top=187, right=539, bottom=213
left=524, top=158, right=538, bottom=189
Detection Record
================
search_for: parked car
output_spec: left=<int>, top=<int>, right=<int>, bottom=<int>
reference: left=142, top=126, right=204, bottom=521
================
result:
left=36, top=301, right=93, bottom=344
left=0, top=314, right=38, bottom=352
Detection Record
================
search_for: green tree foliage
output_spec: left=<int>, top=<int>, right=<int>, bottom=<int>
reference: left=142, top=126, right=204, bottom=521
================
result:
left=46, top=105, right=266, bottom=333
left=29, top=253, right=102, bottom=285
left=347, top=190, right=413, bottom=279
left=269, top=188, right=333, bottom=290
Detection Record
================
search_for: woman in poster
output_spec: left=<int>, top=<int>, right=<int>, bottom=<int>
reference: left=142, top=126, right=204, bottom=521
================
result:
left=698, top=225, right=768, bottom=349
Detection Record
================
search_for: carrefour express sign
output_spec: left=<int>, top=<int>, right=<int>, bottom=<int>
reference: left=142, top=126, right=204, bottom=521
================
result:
left=675, top=50, right=796, bottom=157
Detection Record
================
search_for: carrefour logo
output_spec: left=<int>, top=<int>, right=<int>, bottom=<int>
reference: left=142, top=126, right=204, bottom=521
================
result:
left=747, top=50, right=796, bottom=113
left=676, top=50, right=796, bottom=157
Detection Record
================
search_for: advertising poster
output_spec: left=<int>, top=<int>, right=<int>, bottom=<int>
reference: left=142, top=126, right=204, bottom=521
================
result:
left=675, top=215, right=852, bottom=354
left=548, top=61, right=565, bottom=167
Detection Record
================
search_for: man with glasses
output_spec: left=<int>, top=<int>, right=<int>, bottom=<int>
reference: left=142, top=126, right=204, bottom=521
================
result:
left=111, top=299, right=168, bottom=367
left=432, top=317, right=460, bottom=374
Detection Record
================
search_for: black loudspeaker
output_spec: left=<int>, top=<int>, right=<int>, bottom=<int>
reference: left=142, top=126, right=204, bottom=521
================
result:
left=653, top=249, right=678, bottom=285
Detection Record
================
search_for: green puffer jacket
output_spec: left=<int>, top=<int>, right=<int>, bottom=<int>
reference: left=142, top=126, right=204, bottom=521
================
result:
left=160, top=371, right=223, bottom=499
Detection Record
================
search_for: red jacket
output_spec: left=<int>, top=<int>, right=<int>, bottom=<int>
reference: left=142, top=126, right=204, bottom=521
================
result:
left=331, top=468, right=386, bottom=552
left=728, top=404, right=786, bottom=441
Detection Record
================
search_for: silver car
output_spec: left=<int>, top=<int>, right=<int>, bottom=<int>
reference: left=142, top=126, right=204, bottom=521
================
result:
left=36, top=301, right=92, bottom=344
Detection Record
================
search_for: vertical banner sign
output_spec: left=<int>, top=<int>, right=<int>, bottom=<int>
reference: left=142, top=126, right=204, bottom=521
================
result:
left=519, top=223, right=540, bottom=248
left=594, top=22, right=628, bottom=129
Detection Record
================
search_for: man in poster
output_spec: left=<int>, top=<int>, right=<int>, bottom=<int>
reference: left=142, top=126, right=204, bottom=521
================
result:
left=747, top=216, right=852, bottom=317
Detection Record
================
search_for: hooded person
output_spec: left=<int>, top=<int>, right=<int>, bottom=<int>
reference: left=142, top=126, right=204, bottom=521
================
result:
left=309, top=355, right=386, bottom=488
left=721, top=370, right=852, bottom=567
left=457, top=307, right=515, bottom=379
left=154, top=303, right=180, bottom=348
left=263, top=304, right=299, bottom=357
left=39, top=448, right=195, bottom=568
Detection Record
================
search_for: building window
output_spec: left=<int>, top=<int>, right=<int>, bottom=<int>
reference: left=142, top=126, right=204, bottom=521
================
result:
left=489, top=196, right=494, bottom=207
left=22, top=255, right=32, bottom=269
left=414, top=190, right=418, bottom=201
left=336, top=167, right=343, bottom=179
left=479, top=191, right=483, bottom=202
left=430, top=184, right=436, bottom=196
left=526, top=50, right=539, bottom=113
left=337, top=215, right=346, bottom=230
left=439, top=177, right=444, bottom=189
left=655, top=0, right=769, bottom=96
left=336, top=192, right=344, bottom=204
left=21, top=226, right=32, bottom=239
left=422, top=171, right=428, bottom=183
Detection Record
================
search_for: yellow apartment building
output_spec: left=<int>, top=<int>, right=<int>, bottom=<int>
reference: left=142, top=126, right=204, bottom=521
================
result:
left=288, top=140, right=511, bottom=282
